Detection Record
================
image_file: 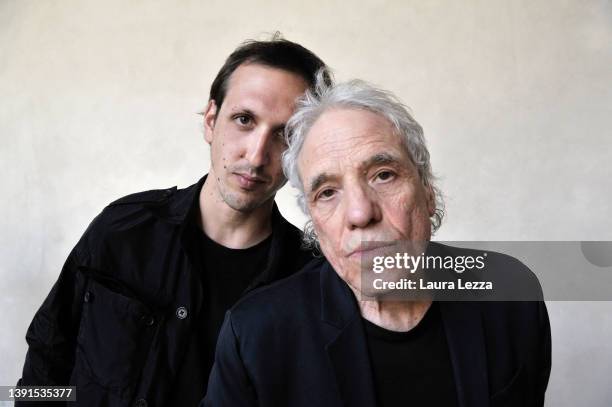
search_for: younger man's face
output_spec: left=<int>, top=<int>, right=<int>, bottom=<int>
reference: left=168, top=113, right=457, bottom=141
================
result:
left=204, top=63, right=308, bottom=213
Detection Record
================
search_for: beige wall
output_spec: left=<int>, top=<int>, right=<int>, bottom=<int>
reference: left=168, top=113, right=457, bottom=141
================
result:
left=1, top=0, right=611, bottom=405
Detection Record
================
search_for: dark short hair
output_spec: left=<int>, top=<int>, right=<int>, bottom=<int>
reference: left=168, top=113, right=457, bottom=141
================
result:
left=209, top=33, right=329, bottom=111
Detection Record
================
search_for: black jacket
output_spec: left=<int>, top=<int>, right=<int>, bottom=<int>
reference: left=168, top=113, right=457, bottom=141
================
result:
left=204, top=244, right=551, bottom=407
left=17, top=176, right=312, bottom=407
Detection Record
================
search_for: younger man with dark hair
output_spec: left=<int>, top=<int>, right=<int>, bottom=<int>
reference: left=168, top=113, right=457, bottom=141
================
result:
left=18, top=36, right=328, bottom=407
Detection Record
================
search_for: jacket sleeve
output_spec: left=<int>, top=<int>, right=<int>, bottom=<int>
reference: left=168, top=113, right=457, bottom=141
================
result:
left=17, top=243, right=89, bottom=389
left=202, top=311, right=258, bottom=407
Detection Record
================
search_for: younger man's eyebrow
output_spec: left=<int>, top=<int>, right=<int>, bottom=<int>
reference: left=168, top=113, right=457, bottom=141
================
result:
left=230, top=108, right=257, bottom=118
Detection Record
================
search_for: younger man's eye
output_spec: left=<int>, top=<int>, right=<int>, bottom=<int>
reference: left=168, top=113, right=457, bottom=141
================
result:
left=235, top=115, right=252, bottom=126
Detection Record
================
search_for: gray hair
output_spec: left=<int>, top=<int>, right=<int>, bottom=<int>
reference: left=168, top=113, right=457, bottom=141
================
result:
left=282, top=70, right=445, bottom=249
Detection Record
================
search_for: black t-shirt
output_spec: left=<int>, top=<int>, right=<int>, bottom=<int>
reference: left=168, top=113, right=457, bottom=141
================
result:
left=199, top=228, right=272, bottom=366
left=363, top=302, right=459, bottom=407
left=170, top=224, right=272, bottom=406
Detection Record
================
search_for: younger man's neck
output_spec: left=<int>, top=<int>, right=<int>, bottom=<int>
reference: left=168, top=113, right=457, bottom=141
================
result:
left=198, top=175, right=274, bottom=249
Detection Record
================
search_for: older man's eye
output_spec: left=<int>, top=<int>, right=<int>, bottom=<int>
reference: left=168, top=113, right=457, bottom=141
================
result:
left=375, top=170, right=395, bottom=182
left=317, top=189, right=336, bottom=201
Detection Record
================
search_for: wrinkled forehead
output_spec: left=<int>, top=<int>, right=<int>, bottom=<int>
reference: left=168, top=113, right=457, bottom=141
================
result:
left=297, top=108, right=412, bottom=185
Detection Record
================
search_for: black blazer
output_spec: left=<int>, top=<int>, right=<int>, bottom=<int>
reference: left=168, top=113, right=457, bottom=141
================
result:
left=17, top=176, right=313, bottom=407
left=204, top=245, right=551, bottom=407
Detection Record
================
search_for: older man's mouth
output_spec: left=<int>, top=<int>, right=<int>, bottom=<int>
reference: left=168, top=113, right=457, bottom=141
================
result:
left=347, top=242, right=395, bottom=259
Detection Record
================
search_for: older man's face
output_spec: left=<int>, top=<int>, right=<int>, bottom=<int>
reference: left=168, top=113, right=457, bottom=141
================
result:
left=298, top=108, right=435, bottom=294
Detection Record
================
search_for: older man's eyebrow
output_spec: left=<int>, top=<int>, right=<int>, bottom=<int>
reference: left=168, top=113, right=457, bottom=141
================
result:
left=309, top=173, right=333, bottom=194
left=362, top=152, right=402, bottom=168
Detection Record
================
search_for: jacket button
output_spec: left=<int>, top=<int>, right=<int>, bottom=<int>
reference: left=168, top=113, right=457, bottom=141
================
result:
left=140, top=315, right=155, bottom=327
left=134, top=398, right=147, bottom=407
left=176, top=306, right=188, bottom=320
left=83, top=291, right=92, bottom=303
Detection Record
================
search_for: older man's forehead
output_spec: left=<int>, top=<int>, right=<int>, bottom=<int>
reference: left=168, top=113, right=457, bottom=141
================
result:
left=298, top=107, right=411, bottom=182
left=303, top=127, right=398, bottom=160
left=306, top=107, right=400, bottom=150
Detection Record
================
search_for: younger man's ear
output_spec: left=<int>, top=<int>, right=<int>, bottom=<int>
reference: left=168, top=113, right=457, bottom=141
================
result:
left=203, top=100, right=217, bottom=144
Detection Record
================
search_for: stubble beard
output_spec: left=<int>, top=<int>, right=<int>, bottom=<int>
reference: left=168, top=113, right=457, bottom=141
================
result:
left=219, top=184, right=265, bottom=213
left=215, top=171, right=276, bottom=214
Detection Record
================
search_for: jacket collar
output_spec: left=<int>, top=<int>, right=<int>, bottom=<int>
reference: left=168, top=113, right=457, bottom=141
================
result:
left=153, top=174, right=296, bottom=289
left=319, top=249, right=490, bottom=407
left=320, top=262, right=378, bottom=407
left=165, top=175, right=206, bottom=225
left=243, top=205, right=291, bottom=291
left=320, top=261, right=360, bottom=328
left=150, top=174, right=288, bottom=231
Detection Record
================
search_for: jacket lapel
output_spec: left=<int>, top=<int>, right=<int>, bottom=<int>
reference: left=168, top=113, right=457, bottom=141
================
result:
left=320, top=262, right=378, bottom=407
left=319, top=257, right=490, bottom=407
left=244, top=204, right=288, bottom=292
left=439, top=301, right=490, bottom=407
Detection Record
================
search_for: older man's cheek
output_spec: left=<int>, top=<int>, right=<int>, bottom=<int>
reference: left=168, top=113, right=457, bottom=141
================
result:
left=310, top=200, right=339, bottom=225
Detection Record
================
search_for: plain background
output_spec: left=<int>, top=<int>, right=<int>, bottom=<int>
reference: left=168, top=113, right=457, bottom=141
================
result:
left=1, top=0, right=611, bottom=406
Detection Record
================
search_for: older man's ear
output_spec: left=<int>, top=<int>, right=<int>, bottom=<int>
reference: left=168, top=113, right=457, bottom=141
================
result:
left=426, top=185, right=436, bottom=218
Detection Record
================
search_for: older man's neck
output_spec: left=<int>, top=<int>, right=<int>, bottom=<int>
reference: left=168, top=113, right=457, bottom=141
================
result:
left=358, top=298, right=433, bottom=332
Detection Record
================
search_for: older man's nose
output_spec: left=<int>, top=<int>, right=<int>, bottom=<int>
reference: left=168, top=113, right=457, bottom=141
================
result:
left=345, top=185, right=381, bottom=229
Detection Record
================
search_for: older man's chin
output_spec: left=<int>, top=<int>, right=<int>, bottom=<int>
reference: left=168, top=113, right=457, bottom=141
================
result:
left=359, top=268, right=415, bottom=300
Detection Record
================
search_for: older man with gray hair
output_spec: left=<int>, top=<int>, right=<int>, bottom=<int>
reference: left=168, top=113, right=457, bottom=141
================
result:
left=203, top=74, right=551, bottom=407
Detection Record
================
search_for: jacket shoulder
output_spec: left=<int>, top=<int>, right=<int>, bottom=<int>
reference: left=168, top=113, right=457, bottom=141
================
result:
left=433, top=242, right=544, bottom=301
left=90, top=186, right=178, bottom=230
left=107, top=186, right=177, bottom=207
left=75, top=185, right=181, bottom=256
